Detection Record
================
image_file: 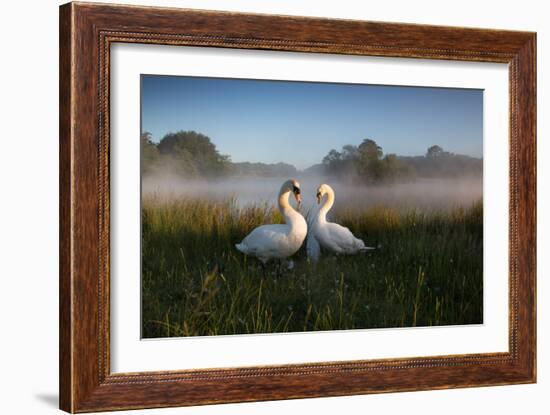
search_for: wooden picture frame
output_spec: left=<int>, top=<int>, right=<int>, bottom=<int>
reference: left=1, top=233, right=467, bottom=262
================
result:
left=59, top=2, right=536, bottom=412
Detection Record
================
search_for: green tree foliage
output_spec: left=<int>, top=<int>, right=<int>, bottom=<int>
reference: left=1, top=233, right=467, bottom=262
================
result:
left=157, top=131, right=231, bottom=176
left=321, top=144, right=361, bottom=178
left=232, top=162, right=297, bottom=177
left=426, top=145, right=445, bottom=158
left=358, top=139, right=383, bottom=159
left=322, top=149, right=345, bottom=176
left=141, top=130, right=231, bottom=178
left=321, top=139, right=481, bottom=184
left=401, top=150, right=482, bottom=178
left=356, top=139, right=384, bottom=183
left=322, top=138, right=415, bottom=184
left=140, top=132, right=160, bottom=175
left=383, top=153, right=416, bottom=182
left=141, top=129, right=481, bottom=184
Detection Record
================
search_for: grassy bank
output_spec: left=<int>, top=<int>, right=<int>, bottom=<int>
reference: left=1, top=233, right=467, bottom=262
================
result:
left=141, top=196, right=483, bottom=338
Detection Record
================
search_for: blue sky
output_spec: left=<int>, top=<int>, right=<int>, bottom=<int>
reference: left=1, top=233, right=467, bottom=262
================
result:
left=141, top=75, right=483, bottom=169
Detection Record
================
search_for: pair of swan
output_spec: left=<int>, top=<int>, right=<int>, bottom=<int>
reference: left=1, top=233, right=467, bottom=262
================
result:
left=235, top=179, right=372, bottom=264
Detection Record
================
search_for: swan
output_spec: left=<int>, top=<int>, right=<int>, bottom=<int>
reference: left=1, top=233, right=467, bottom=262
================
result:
left=235, top=179, right=307, bottom=264
left=307, top=183, right=374, bottom=261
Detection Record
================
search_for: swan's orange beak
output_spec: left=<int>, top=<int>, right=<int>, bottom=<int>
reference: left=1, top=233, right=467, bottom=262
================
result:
left=294, top=193, right=302, bottom=205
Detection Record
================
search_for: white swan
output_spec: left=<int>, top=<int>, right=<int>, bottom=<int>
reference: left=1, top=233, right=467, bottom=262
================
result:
left=236, top=179, right=307, bottom=264
left=307, top=183, right=374, bottom=261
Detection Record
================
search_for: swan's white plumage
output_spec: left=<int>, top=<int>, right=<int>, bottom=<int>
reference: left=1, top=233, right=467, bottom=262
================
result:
left=307, top=183, right=374, bottom=260
left=236, top=179, right=307, bottom=264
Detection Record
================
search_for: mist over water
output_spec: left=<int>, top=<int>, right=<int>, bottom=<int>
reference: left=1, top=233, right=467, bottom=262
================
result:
left=142, top=175, right=482, bottom=214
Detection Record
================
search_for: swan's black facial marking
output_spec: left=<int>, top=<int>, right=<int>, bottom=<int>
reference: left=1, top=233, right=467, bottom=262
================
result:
left=316, top=190, right=322, bottom=204
left=292, top=185, right=301, bottom=195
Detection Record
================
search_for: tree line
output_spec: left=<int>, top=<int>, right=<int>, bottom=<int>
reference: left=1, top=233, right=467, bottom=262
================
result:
left=142, top=130, right=482, bottom=183
left=318, top=140, right=482, bottom=183
left=141, top=131, right=232, bottom=177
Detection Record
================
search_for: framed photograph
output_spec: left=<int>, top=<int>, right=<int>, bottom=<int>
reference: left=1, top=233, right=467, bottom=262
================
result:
left=59, top=2, right=536, bottom=412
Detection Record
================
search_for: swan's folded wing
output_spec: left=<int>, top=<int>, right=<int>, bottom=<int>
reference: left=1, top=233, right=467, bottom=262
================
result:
left=240, top=224, right=290, bottom=256
left=326, top=223, right=365, bottom=253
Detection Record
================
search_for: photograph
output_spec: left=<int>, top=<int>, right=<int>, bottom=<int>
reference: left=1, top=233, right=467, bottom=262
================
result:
left=140, top=75, right=484, bottom=338
left=48, top=1, right=538, bottom=412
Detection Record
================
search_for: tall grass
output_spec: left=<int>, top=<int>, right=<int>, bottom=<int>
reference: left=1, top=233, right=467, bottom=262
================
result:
left=142, top=195, right=483, bottom=338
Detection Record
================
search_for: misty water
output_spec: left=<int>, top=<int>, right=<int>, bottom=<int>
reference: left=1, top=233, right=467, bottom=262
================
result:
left=142, top=175, right=483, bottom=214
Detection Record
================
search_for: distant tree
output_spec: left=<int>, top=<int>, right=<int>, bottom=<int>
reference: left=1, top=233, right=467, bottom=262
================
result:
left=232, top=162, right=298, bottom=177
left=157, top=130, right=231, bottom=177
left=322, top=149, right=344, bottom=177
left=356, top=139, right=384, bottom=183
left=426, top=145, right=444, bottom=158
left=399, top=144, right=482, bottom=178
left=320, top=138, right=422, bottom=184
left=341, top=144, right=359, bottom=160
left=322, top=149, right=342, bottom=165
left=382, top=153, right=416, bottom=182
left=358, top=139, right=383, bottom=160
left=140, top=132, right=160, bottom=175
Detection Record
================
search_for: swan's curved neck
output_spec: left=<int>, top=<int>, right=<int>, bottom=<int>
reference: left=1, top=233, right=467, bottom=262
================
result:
left=278, top=189, right=299, bottom=222
left=318, top=188, right=335, bottom=222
